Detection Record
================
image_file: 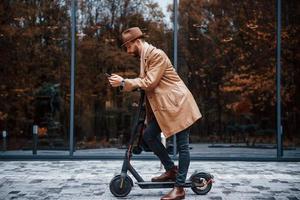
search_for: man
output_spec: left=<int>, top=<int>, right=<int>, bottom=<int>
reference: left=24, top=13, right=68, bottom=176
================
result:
left=108, top=27, right=201, bottom=200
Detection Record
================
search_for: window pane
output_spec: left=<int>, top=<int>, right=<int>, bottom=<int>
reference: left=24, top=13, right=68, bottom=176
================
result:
left=282, top=0, right=300, bottom=158
left=75, top=0, right=173, bottom=154
left=0, top=1, right=71, bottom=154
left=178, top=0, right=277, bottom=158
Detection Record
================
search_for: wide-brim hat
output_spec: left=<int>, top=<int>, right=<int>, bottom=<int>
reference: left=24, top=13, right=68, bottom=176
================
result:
left=121, top=27, right=143, bottom=47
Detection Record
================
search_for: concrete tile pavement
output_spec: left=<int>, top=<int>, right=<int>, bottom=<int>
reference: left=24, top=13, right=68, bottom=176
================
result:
left=0, top=160, right=299, bottom=200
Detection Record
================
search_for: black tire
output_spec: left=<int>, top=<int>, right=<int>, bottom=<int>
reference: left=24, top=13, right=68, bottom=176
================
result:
left=109, top=175, right=132, bottom=197
left=190, top=172, right=213, bottom=195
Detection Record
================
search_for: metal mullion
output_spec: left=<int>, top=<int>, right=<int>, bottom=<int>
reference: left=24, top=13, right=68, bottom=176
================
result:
left=69, top=0, right=77, bottom=156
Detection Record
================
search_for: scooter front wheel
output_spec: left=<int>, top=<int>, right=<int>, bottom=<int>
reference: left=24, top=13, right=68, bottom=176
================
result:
left=109, top=175, right=132, bottom=197
left=190, top=172, right=213, bottom=195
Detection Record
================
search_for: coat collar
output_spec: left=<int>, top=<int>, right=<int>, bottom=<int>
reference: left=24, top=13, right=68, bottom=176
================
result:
left=141, top=42, right=154, bottom=61
left=139, top=42, right=156, bottom=78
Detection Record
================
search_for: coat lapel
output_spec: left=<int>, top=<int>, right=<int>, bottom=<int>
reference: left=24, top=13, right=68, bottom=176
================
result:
left=140, top=42, right=155, bottom=78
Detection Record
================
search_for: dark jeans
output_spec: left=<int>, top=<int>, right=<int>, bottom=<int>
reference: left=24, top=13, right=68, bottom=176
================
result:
left=143, top=119, right=190, bottom=187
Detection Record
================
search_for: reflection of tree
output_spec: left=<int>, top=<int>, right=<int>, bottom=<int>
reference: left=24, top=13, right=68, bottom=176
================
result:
left=0, top=0, right=170, bottom=149
left=75, top=0, right=171, bottom=147
left=178, top=0, right=299, bottom=145
left=0, top=0, right=299, bottom=149
left=0, top=0, right=70, bottom=149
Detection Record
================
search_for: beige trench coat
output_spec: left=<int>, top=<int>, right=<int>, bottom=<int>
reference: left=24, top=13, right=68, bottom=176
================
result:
left=123, top=43, right=202, bottom=138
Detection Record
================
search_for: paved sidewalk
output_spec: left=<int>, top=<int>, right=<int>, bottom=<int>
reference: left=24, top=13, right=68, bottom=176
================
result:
left=0, top=160, right=299, bottom=200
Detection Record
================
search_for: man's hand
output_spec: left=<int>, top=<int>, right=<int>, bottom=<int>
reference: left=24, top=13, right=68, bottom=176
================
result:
left=108, top=74, right=124, bottom=87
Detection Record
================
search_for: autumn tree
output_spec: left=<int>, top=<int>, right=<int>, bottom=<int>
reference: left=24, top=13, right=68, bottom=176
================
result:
left=178, top=0, right=299, bottom=145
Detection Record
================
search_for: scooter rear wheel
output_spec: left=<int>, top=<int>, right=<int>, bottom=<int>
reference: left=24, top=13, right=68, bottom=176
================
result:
left=109, top=175, right=132, bottom=197
left=190, top=172, right=213, bottom=195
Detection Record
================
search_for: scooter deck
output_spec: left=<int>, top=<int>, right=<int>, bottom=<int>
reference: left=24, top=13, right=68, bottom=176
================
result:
left=136, top=180, right=193, bottom=189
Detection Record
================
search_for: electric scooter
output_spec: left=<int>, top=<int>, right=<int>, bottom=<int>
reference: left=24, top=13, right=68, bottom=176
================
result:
left=109, top=90, right=214, bottom=197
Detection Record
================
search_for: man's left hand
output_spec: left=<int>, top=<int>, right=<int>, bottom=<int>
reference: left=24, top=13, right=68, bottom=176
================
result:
left=108, top=74, right=124, bottom=87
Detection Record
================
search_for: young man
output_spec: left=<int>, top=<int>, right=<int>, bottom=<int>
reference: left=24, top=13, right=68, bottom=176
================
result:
left=108, top=27, right=201, bottom=200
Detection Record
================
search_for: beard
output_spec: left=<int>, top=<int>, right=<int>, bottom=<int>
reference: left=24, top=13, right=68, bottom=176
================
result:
left=128, top=47, right=140, bottom=58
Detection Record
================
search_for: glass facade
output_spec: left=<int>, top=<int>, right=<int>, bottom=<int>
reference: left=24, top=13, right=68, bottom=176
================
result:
left=178, top=0, right=278, bottom=158
left=0, top=1, right=71, bottom=154
left=0, top=0, right=299, bottom=160
left=74, top=0, right=172, bottom=154
left=281, top=0, right=300, bottom=158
